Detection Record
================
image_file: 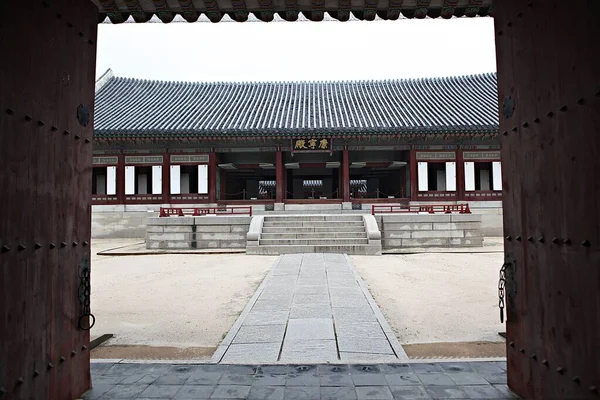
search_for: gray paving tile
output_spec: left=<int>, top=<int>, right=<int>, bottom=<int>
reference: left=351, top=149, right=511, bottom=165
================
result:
left=459, top=385, right=507, bottom=399
left=331, top=295, right=369, bottom=308
left=340, top=353, right=401, bottom=363
left=289, top=303, right=332, bottom=319
left=425, top=385, right=468, bottom=399
left=243, top=311, right=289, bottom=326
left=220, top=343, right=281, bottom=364
left=91, top=363, right=115, bottom=375
left=385, top=373, right=422, bottom=386
left=417, top=373, right=456, bottom=386
left=83, top=383, right=115, bottom=399
left=248, top=386, right=285, bottom=400
left=174, top=385, right=216, bottom=399
left=118, top=374, right=159, bottom=385
left=494, top=362, right=507, bottom=371
left=389, top=385, right=431, bottom=399
left=196, top=365, right=230, bottom=373
left=280, top=339, right=338, bottom=363
left=321, top=386, right=358, bottom=400
left=337, top=337, right=395, bottom=355
left=102, top=384, right=150, bottom=399
left=186, top=372, right=224, bottom=385
left=210, top=384, right=251, bottom=399
left=482, top=372, right=507, bottom=385
left=467, top=362, right=504, bottom=374
left=352, top=373, right=387, bottom=386
left=492, top=384, right=519, bottom=398
left=252, top=298, right=293, bottom=311
left=335, top=322, right=387, bottom=339
left=350, top=365, right=382, bottom=374
left=411, top=363, right=446, bottom=374
left=293, top=293, right=330, bottom=304
left=318, top=365, right=350, bottom=375
left=103, top=364, right=141, bottom=376
left=320, top=374, right=355, bottom=386
left=155, top=373, right=192, bottom=385
left=139, top=384, right=182, bottom=398
left=285, top=318, right=335, bottom=340
left=294, top=285, right=328, bottom=295
left=328, top=279, right=359, bottom=288
left=93, top=375, right=128, bottom=385
left=285, top=373, right=320, bottom=386
left=219, top=373, right=255, bottom=385
left=227, top=365, right=261, bottom=375
left=258, top=365, right=295, bottom=375
left=439, top=363, right=475, bottom=374
left=333, top=307, right=378, bottom=322
left=447, top=372, right=489, bottom=385
left=355, top=386, right=394, bottom=400
left=283, top=386, right=321, bottom=400
left=379, top=364, right=412, bottom=374
left=252, top=374, right=287, bottom=386
left=233, top=324, right=286, bottom=344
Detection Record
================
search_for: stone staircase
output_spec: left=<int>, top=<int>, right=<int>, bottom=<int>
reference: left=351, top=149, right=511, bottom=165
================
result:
left=246, top=215, right=382, bottom=255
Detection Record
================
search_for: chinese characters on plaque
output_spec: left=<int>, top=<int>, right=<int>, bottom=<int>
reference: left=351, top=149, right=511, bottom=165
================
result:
left=291, top=138, right=333, bottom=152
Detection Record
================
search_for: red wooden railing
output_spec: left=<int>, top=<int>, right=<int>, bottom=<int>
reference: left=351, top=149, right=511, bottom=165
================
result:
left=372, top=203, right=471, bottom=215
left=159, top=206, right=252, bottom=217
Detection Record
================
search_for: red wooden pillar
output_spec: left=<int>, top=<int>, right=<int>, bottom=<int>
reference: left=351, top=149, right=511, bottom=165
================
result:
left=276, top=151, right=284, bottom=203
left=342, top=149, right=350, bottom=202
left=208, top=152, right=217, bottom=203
left=456, top=150, right=465, bottom=201
left=117, top=153, right=126, bottom=204
left=409, top=149, right=417, bottom=201
left=219, top=169, right=227, bottom=201
left=162, top=151, right=170, bottom=204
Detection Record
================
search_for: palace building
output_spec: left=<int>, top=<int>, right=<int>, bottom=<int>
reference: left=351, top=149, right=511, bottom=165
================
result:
left=92, top=69, right=500, bottom=211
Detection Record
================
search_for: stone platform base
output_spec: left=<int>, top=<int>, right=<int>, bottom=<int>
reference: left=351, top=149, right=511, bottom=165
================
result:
left=377, top=213, right=484, bottom=250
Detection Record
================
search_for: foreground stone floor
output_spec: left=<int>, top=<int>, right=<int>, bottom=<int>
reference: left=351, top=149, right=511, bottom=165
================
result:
left=84, top=361, right=517, bottom=399
left=213, top=253, right=406, bottom=364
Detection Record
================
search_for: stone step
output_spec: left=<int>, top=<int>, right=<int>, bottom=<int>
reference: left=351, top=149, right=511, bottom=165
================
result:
left=262, top=221, right=365, bottom=228
left=263, top=215, right=364, bottom=222
left=247, top=244, right=381, bottom=256
left=261, top=226, right=366, bottom=233
left=259, top=238, right=369, bottom=246
left=260, top=232, right=367, bottom=239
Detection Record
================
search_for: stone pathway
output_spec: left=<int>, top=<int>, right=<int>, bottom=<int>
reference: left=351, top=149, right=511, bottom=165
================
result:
left=83, top=361, right=518, bottom=399
left=212, top=253, right=406, bottom=364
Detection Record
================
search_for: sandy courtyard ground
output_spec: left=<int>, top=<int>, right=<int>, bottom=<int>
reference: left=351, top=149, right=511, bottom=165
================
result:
left=90, top=240, right=276, bottom=357
left=351, top=251, right=505, bottom=345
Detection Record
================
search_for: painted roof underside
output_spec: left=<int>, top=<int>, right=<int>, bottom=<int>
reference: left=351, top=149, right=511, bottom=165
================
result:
left=94, top=73, right=499, bottom=139
left=92, top=0, right=494, bottom=23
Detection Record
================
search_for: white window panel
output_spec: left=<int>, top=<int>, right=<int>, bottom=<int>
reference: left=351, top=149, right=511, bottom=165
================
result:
left=493, top=161, right=503, bottom=191
left=198, top=164, right=208, bottom=194
left=106, top=166, right=117, bottom=195
left=445, top=162, right=456, bottom=192
left=464, top=162, right=475, bottom=191
left=125, top=166, right=135, bottom=195
left=152, top=165, right=162, bottom=195
left=417, top=162, right=428, bottom=192
left=170, top=165, right=181, bottom=194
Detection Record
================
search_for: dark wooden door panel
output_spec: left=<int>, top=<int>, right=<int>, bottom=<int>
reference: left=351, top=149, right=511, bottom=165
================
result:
left=494, top=1, right=600, bottom=399
left=0, top=1, right=97, bottom=399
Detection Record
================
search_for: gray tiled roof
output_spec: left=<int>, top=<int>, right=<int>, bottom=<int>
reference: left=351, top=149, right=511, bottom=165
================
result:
left=93, top=72, right=498, bottom=139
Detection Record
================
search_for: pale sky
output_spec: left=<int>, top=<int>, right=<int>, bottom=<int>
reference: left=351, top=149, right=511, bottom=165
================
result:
left=96, top=17, right=496, bottom=83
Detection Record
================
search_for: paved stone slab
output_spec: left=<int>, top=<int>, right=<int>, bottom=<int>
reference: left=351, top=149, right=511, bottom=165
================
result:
left=289, top=303, right=333, bottom=319
left=85, top=362, right=517, bottom=400
left=217, top=254, right=401, bottom=363
left=279, top=339, right=338, bottom=363
left=220, top=343, right=281, bottom=364
left=285, top=318, right=335, bottom=340
left=233, top=325, right=286, bottom=344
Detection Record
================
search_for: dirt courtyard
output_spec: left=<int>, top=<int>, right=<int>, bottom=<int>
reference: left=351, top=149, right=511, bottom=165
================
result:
left=90, top=239, right=276, bottom=359
left=351, top=251, right=505, bottom=345
left=90, top=240, right=504, bottom=360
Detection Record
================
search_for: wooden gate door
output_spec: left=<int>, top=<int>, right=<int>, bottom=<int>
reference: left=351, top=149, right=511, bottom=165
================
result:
left=494, top=1, right=600, bottom=398
left=0, top=1, right=97, bottom=398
